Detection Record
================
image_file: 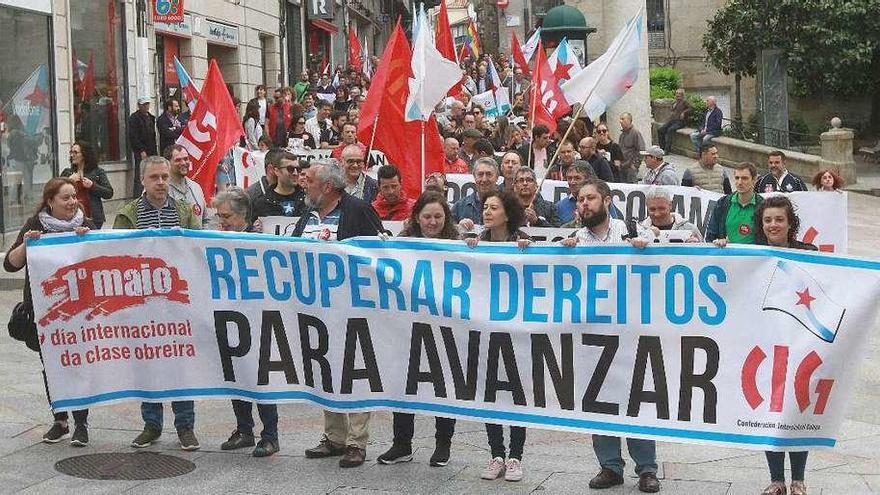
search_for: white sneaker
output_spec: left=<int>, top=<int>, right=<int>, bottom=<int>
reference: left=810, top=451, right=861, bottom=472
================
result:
left=504, top=458, right=523, bottom=482
left=480, top=457, right=506, bottom=480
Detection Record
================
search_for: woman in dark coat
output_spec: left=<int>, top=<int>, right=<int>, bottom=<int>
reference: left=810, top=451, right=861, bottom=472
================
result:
left=60, top=140, right=113, bottom=228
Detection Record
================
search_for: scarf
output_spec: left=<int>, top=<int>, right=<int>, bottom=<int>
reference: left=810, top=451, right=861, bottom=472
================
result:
left=38, top=208, right=84, bottom=233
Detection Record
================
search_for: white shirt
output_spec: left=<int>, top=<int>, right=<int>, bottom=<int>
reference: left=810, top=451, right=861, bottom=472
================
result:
left=532, top=147, right=549, bottom=179
left=168, top=176, right=207, bottom=227
left=573, top=218, right=630, bottom=244
left=257, top=98, right=267, bottom=125
left=305, top=116, right=331, bottom=144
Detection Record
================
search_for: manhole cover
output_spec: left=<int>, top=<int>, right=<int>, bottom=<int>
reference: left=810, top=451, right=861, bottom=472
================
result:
left=55, top=452, right=195, bottom=480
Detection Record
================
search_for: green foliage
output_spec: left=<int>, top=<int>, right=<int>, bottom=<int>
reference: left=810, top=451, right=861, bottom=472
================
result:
left=702, top=0, right=880, bottom=97
left=649, top=67, right=681, bottom=101
left=686, top=94, right=707, bottom=128
left=788, top=115, right=813, bottom=144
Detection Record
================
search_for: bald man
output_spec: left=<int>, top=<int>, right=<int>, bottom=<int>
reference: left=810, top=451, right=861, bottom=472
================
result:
left=690, top=96, right=723, bottom=152
left=618, top=112, right=645, bottom=184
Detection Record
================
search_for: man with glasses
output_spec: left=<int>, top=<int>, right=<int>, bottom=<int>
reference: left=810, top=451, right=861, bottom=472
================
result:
left=546, top=140, right=594, bottom=181
left=342, top=145, right=378, bottom=204
left=595, top=123, right=624, bottom=181
left=249, top=150, right=306, bottom=222
left=514, top=167, right=561, bottom=227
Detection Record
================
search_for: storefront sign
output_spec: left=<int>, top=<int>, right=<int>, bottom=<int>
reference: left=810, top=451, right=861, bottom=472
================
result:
left=155, top=13, right=193, bottom=37
left=205, top=20, right=239, bottom=46
left=308, top=0, right=334, bottom=20
left=153, top=0, right=184, bottom=24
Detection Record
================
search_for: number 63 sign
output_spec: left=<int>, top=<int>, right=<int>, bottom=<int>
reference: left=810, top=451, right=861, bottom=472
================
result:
left=153, top=0, right=184, bottom=24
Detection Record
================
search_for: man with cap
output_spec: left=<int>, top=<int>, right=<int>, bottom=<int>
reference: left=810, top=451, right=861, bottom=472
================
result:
left=459, top=128, right=483, bottom=170
left=128, top=96, right=157, bottom=197
left=640, top=145, right=678, bottom=186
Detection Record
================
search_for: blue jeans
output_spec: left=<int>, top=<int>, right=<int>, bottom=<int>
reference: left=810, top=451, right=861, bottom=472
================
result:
left=592, top=435, right=657, bottom=476
left=141, top=401, right=195, bottom=431
left=231, top=400, right=278, bottom=442
left=690, top=131, right=715, bottom=152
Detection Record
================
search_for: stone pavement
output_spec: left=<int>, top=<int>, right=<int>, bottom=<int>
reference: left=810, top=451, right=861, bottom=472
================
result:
left=1, top=155, right=879, bottom=494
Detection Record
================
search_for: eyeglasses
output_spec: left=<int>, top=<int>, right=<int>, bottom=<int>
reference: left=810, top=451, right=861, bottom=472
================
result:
left=515, top=177, right=536, bottom=184
left=278, top=165, right=300, bottom=174
left=596, top=129, right=608, bottom=134
left=296, top=120, right=306, bottom=124
left=346, top=158, right=366, bottom=165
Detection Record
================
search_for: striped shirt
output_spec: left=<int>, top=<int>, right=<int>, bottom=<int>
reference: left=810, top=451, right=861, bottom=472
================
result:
left=135, top=196, right=181, bottom=229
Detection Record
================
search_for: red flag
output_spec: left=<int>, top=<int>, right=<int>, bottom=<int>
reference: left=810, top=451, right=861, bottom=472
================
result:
left=348, top=26, right=363, bottom=71
left=530, top=41, right=570, bottom=134
left=511, top=32, right=531, bottom=77
left=458, top=43, right=471, bottom=62
left=319, top=57, right=329, bottom=76
left=435, top=1, right=456, bottom=61
left=177, top=60, right=244, bottom=204
left=80, top=52, right=96, bottom=101
left=357, top=22, right=443, bottom=199
left=435, top=2, right=463, bottom=97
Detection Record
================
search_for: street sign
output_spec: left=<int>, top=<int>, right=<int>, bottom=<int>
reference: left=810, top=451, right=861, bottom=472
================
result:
left=308, top=0, right=334, bottom=20
left=153, top=0, right=185, bottom=24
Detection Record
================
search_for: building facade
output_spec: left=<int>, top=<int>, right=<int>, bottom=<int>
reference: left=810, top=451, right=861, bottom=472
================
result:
left=0, top=0, right=391, bottom=243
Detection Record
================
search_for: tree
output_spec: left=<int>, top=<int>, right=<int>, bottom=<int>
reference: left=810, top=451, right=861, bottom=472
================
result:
left=703, top=0, right=880, bottom=125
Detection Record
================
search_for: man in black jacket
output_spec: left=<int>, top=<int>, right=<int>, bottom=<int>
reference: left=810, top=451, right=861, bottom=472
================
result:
left=157, top=98, right=187, bottom=155
left=297, top=159, right=382, bottom=467
left=128, top=97, right=157, bottom=197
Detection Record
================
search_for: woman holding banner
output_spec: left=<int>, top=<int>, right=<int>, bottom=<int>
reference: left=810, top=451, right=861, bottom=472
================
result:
left=378, top=191, right=461, bottom=467
left=465, top=190, right=531, bottom=482
left=4, top=178, right=94, bottom=446
left=211, top=187, right=280, bottom=457
left=754, top=196, right=815, bottom=495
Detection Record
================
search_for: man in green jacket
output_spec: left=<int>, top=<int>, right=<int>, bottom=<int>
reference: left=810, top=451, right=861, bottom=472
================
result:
left=705, top=161, right=763, bottom=246
left=113, top=155, right=200, bottom=230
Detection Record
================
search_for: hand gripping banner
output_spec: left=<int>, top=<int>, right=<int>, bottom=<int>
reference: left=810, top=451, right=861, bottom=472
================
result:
left=27, top=230, right=880, bottom=451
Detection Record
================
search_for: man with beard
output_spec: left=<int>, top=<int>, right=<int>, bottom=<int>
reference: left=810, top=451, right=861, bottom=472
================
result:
left=556, top=162, right=593, bottom=225
left=157, top=99, right=186, bottom=154
left=559, top=178, right=659, bottom=493
left=293, top=159, right=382, bottom=466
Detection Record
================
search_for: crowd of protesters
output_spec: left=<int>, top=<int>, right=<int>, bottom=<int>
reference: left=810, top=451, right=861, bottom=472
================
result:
left=5, top=54, right=848, bottom=495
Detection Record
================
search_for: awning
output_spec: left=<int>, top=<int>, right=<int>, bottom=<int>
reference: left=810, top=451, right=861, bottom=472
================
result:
left=310, top=19, right=338, bottom=33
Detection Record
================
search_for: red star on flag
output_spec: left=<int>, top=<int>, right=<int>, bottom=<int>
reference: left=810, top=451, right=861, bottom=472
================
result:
left=554, top=62, right=574, bottom=80
left=795, top=287, right=816, bottom=310
left=25, top=85, right=51, bottom=109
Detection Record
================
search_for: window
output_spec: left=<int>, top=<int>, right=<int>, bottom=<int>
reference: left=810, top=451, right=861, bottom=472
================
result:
left=647, top=0, right=666, bottom=50
left=0, top=6, right=55, bottom=231
left=70, top=0, right=128, bottom=163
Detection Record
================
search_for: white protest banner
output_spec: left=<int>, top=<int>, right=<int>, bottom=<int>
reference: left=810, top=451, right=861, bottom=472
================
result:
left=232, top=148, right=266, bottom=189
left=471, top=90, right=499, bottom=118
left=260, top=217, right=405, bottom=237
left=445, top=174, right=848, bottom=253
left=28, top=231, right=880, bottom=450
left=232, top=147, right=388, bottom=188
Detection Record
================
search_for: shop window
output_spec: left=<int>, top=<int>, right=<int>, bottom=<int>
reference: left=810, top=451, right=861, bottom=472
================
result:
left=0, top=7, right=55, bottom=232
left=70, top=0, right=128, bottom=163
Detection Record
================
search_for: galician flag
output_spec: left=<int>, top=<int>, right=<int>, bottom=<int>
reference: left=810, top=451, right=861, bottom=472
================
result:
left=2, top=64, right=52, bottom=135
left=762, top=260, right=846, bottom=343
left=405, top=4, right=462, bottom=121
left=560, top=11, right=643, bottom=120
left=174, top=57, right=201, bottom=113
left=521, top=28, right=542, bottom=62
left=486, top=57, right=510, bottom=115
left=547, top=38, right=583, bottom=82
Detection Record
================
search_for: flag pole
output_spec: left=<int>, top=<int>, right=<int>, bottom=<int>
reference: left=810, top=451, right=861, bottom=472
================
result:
left=540, top=8, right=642, bottom=189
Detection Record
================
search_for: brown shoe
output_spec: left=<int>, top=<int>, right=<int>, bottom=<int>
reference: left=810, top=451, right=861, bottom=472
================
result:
left=339, top=445, right=366, bottom=468
left=589, top=468, right=624, bottom=489
left=638, top=472, right=660, bottom=493
left=304, top=437, right=346, bottom=458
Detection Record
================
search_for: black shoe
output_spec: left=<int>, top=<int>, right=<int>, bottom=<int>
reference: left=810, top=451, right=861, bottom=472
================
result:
left=639, top=472, right=661, bottom=493
left=177, top=428, right=200, bottom=451
left=70, top=424, right=89, bottom=447
left=252, top=438, right=279, bottom=458
left=377, top=442, right=413, bottom=465
left=42, top=422, right=69, bottom=444
left=429, top=441, right=451, bottom=467
left=339, top=445, right=366, bottom=468
left=131, top=424, right=162, bottom=448
left=589, top=468, right=624, bottom=489
left=221, top=429, right=255, bottom=450
left=305, top=437, right=346, bottom=458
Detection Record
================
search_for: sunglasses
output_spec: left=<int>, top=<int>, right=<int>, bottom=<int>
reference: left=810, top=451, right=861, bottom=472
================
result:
left=597, top=129, right=608, bottom=134
left=279, top=165, right=300, bottom=174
